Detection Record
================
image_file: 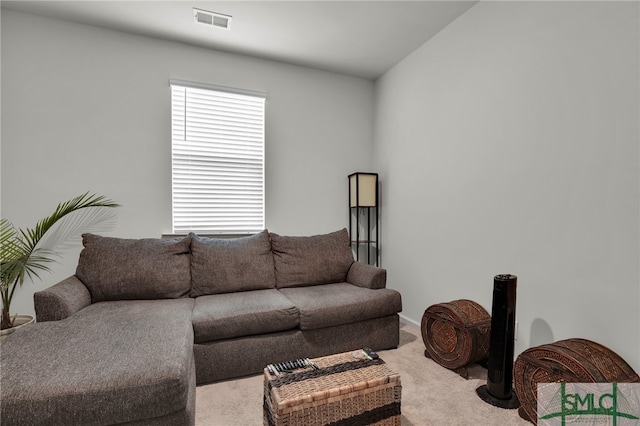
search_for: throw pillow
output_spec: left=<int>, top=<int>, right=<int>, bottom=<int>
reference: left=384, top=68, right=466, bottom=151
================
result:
left=189, top=230, right=276, bottom=297
left=270, top=228, right=354, bottom=288
left=76, top=234, right=191, bottom=302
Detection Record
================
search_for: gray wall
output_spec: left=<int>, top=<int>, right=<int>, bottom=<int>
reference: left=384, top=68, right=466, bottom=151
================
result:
left=3, top=3, right=639, bottom=372
left=1, top=10, right=374, bottom=316
left=374, top=1, right=639, bottom=370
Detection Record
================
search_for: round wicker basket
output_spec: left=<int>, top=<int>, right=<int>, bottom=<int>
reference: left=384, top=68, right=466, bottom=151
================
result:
left=513, top=338, right=640, bottom=424
left=421, top=299, right=491, bottom=370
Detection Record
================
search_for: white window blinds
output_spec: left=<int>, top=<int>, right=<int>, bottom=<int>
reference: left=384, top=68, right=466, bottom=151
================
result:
left=170, top=80, right=266, bottom=234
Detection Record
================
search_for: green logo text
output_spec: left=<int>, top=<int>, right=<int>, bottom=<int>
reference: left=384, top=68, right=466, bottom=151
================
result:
left=538, top=383, right=640, bottom=426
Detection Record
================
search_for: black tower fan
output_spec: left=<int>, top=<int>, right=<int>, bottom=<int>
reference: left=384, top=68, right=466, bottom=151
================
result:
left=476, top=274, right=520, bottom=409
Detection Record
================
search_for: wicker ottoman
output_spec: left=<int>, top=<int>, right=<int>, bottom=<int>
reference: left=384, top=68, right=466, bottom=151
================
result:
left=421, top=299, right=491, bottom=371
left=513, top=338, right=640, bottom=424
left=263, top=351, right=402, bottom=426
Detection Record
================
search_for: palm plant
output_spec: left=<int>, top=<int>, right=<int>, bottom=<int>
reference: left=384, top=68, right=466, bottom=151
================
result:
left=1, top=192, right=119, bottom=329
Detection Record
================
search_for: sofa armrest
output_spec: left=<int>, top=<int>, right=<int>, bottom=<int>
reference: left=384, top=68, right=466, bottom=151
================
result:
left=346, top=261, right=387, bottom=289
left=33, top=275, right=92, bottom=322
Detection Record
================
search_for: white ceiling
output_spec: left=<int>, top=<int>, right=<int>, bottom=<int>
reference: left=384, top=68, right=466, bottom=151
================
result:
left=1, top=1, right=477, bottom=80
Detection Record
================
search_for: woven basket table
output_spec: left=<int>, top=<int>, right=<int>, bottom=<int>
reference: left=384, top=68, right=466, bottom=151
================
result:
left=421, top=299, right=491, bottom=370
left=263, top=351, right=402, bottom=426
left=513, top=338, right=640, bottom=424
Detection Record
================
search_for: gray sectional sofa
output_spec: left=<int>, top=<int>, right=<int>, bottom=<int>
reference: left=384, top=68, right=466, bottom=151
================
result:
left=0, top=228, right=402, bottom=425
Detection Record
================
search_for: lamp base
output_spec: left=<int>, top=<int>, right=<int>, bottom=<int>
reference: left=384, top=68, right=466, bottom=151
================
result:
left=475, top=385, right=520, bottom=409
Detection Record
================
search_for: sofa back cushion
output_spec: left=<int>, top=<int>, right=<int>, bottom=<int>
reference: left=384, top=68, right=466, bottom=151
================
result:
left=76, top=234, right=191, bottom=302
left=270, top=228, right=354, bottom=288
left=189, top=230, right=276, bottom=296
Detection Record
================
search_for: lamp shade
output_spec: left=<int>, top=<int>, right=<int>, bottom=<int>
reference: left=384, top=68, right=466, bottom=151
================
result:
left=349, top=173, right=378, bottom=207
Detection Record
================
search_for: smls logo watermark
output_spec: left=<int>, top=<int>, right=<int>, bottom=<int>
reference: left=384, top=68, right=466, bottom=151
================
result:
left=538, top=383, right=640, bottom=425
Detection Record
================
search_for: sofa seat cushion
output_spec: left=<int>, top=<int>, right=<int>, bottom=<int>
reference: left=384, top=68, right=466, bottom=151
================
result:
left=279, top=283, right=402, bottom=330
left=192, top=289, right=299, bottom=343
left=190, top=230, right=276, bottom=297
left=76, top=233, right=192, bottom=302
left=270, top=228, right=354, bottom=288
left=0, top=298, right=195, bottom=426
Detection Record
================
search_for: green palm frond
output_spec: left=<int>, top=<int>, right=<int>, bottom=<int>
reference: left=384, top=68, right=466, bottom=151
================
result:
left=0, top=219, right=20, bottom=260
left=1, top=193, right=119, bottom=327
left=1, top=248, right=56, bottom=289
left=0, top=219, right=28, bottom=289
left=20, top=193, right=119, bottom=250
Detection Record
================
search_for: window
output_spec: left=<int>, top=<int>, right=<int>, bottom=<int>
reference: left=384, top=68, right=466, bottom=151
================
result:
left=170, top=80, right=266, bottom=234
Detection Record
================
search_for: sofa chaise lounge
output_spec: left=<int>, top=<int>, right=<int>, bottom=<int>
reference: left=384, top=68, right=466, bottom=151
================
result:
left=0, top=228, right=402, bottom=425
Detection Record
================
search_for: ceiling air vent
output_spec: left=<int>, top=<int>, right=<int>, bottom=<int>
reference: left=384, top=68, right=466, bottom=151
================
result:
left=193, top=8, right=232, bottom=30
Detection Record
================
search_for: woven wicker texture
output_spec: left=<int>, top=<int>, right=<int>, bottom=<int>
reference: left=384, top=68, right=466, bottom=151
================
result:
left=421, top=299, right=491, bottom=369
left=264, top=352, right=401, bottom=426
left=513, top=338, right=640, bottom=424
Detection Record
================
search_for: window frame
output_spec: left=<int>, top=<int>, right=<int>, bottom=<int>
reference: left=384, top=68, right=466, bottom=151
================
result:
left=169, top=79, right=267, bottom=235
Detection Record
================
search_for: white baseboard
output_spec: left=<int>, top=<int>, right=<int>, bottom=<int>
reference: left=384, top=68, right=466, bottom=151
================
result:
left=399, top=313, right=420, bottom=330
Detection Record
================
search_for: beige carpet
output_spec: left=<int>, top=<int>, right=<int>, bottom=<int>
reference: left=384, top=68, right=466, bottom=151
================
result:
left=195, top=323, right=532, bottom=425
